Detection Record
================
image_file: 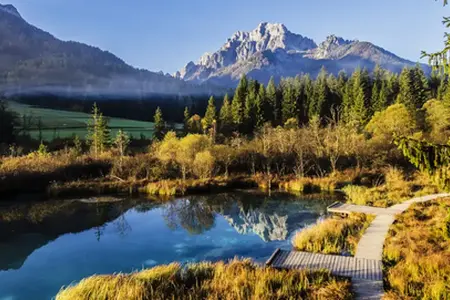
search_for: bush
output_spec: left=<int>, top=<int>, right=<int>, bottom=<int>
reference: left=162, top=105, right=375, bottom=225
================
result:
left=193, top=150, right=215, bottom=179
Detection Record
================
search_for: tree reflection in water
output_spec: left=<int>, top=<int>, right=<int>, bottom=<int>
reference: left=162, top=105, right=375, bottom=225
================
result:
left=159, top=191, right=335, bottom=241
left=162, top=197, right=215, bottom=234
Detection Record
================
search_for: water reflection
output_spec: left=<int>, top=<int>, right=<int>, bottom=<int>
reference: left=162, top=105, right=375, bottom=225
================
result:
left=0, top=199, right=137, bottom=270
left=0, top=191, right=337, bottom=300
left=0, top=191, right=334, bottom=271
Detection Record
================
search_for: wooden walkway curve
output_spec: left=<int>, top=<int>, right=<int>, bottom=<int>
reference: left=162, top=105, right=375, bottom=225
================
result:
left=266, top=193, right=450, bottom=300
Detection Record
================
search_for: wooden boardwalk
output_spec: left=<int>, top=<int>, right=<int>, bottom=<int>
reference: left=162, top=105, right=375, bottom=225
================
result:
left=266, top=193, right=450, bottom=300
left=267, top=249, right=382, bottom=281
left=327, top=202, right=392, bottom=216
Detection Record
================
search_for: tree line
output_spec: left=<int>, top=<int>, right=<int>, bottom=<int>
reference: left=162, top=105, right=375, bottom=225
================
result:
left=151, top=64, right=444, bottom=141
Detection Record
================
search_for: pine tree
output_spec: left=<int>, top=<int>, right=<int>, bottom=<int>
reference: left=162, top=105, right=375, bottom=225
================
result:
left=219, top=93, right=234, bottom=135
left=348, top=68, right=370, bottom=127
left=294, top=75, right=307, bottom=124
left=411, top=65, right=429, bottom=108
left=386, top=72, right=399, bottom=106
left=87, top=103, right=110, bottom=156
left=371, top=65, right=384, bottom=112
left=396, top=67, right=415, bottom=112
left=342, top=76, right=354, bottom=123
left=183, top=106, right=190, bottom=134
left=429, top=70, right=442, bottom=99
left=244, top=80, right=258, bottom=133
left=371, top=83, right=380, bottom=112
left=266, top=77, right=280, bottom=126
left=202, top=96, right=217, bottom=133
left=336, top=70, right=348, bottom=102
left=231, top=74, right=248, bottom=131
left=374, top=81, right=388, bottom=112
left=303, top=74, right=314, bottom=122
left=281, top=78, right=297, bottom=122
left=310, top=67, right=329, bottom=119
left=153, top=106, right=165, bottom=140
left=256, top=84, right=267, bottom=128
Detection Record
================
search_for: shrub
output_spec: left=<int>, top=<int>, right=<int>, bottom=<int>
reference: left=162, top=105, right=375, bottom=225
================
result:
left=193, top=150, right=215, bottom=179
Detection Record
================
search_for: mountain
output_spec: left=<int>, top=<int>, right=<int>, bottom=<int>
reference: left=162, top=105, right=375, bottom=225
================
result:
left=0, top=3, right=214, bottom=97
left=178, top=22, right=427, bottom=87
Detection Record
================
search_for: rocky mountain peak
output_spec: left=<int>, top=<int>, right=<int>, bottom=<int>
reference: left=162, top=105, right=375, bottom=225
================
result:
left=178, top=22, right=424, bottom=87
left=321, top=35, right=352, bottom=48
left=0, top=4, right=21, bottom=19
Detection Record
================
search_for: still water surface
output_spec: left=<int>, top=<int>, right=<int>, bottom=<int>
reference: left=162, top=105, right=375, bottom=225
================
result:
left=0, top=191, right=335, bottom=300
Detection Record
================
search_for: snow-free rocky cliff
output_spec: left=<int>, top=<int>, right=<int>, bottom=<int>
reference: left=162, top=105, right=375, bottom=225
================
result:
left=177, top=22, right=425, bottom=87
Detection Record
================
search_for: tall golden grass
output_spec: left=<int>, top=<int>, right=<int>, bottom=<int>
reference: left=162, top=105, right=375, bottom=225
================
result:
left=383, top=198, right=450, bottom=300
left=292, top=213, right=375, bottom=255
left=56, top=259, right=352, bottom=300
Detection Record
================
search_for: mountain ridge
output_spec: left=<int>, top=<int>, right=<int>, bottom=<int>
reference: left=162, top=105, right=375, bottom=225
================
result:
left=178, top=22, right=428, bottom=87
left=0, top=3, right=216, bottom=97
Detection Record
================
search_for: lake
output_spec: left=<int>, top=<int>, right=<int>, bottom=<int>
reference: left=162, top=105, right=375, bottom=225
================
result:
left=0, top=191, right=336, bottom=300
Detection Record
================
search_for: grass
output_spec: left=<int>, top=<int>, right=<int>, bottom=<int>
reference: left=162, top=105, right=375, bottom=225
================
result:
left=8, top=101, right=158, bottom=140
left=292, top=213, right=375, bottom=255
left=383, top=198, right=450, bottom=300
left=56, top=259, right=353, bottom=300
left=342, top=168, right=442, bottom=208
left=281, top=177, right=337, bottom=194
left=0, top=152, right=113, bottom=195
left=145, top=177, right=257, bottom=196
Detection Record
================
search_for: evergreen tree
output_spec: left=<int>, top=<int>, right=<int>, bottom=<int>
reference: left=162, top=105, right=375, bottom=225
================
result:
left=411, top=65, right=429, bottom=108
left=153, top=106, right=166, bottom=140
left=310, top=67, right=329, bottom=119
left=202, top=96, right=217, bottom=133
left=281, top=78, right=297, bottom=122
left=371, top=65, right=384, bottom=112
left=437, top=75, right=448, bottom=100
left=256, top=84, right=267, bottom=128
left=303, top=74, right=314, bottom=122
left=219, top=93, right=233, bottom=135
left=396, top=67, right=416, bottom=111
left=371, top=83, right=380, bottom=111
left=244, top=80, right=258, bottom=133
left=183, top=106, right=190, bottom=134
left=374, top=81, right=388, bottom=112
left=326, top=73, right=341, bottom=111
left=87, top=103, right=110, bottom=156
left=337, top=70, right=348, bottom=96
left=348, top=68, right=370, bottom=127
left=294, top=75, right=306, bottom=124
left=231, top=74, right=248, bottom=131
left=386, top=72, right=399, bottom=106
left=429, top=70, right=442, bottom=99
left=266, top=77, right=280, bottom=126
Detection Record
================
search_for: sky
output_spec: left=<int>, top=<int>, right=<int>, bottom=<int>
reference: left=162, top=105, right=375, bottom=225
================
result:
left=6, top=0, right=449, bottom=74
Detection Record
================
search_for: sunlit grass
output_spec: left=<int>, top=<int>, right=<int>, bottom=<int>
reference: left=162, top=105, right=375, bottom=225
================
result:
left=383, top=198, right=450, bottom=299
left=281, top=177, right=337, bottom=194
left=56, top=259, right=352, bottom=300
left=292, top=213, right=375, bottom=255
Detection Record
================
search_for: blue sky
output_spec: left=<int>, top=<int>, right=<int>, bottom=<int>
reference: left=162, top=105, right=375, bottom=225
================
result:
left=6, top=0, right=449, bottom=74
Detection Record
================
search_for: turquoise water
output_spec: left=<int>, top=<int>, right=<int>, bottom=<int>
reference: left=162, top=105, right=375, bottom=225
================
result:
left=0, top=191, right=335, bottom=300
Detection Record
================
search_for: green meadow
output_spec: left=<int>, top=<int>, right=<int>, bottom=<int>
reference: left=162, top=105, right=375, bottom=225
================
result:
left=8, top=101, right=158, bottom=141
